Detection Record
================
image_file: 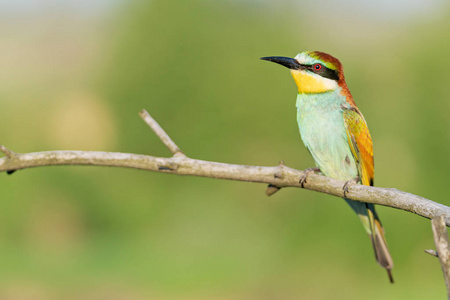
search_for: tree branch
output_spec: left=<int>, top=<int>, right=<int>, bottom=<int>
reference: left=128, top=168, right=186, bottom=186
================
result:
left=3, top=108, right=450, bottom=288
left=0, top=109, right=449, bottom=228
left=431, top=217, right=450, bottom=299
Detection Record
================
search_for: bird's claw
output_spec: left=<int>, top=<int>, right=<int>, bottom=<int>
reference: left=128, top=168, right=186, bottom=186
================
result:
left=299, top=167, right=320, bottom=187
left=343, top=176, right=360, bottom=197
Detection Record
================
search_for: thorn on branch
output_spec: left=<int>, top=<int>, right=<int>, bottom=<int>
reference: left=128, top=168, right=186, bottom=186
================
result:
left=139, top=109, right=187, bottom=158
left=425, top=249, right=439, bottom=257
left=266, top=184, right=280, bottom=196
left=266, top=161, right=287, bottom=196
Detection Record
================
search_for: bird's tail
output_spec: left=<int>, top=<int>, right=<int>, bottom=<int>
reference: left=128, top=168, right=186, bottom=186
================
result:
left=345, top=199, right=394, bottom=283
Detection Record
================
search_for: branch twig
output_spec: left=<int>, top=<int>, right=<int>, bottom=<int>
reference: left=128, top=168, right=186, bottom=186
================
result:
left=0, top=145, right=17, bottom=174
left=431, top=216, right=450, bottom=299
left=0, top=145, right=16, bottom=158
left=139, top=109, right=185, bottom=157
left=425, top=249, right=438, bottom=257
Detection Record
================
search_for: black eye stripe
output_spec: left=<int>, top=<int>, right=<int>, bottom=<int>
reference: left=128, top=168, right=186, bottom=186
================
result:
left=302, top=64, right=340, bottom=81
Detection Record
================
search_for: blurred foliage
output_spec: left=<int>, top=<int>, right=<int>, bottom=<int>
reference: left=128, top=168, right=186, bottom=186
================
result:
left=1, top=0, right=450, bottom=299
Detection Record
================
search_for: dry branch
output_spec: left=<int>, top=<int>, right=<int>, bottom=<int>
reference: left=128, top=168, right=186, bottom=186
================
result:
left=431, top=217, right=450, bottom=299
left=3, top=108, right=450, bottom=290
left=0, top=110, right=449, bottom=227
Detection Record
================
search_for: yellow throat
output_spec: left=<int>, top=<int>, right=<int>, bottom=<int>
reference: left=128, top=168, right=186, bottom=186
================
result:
left=290, top=69, right=338, bottom=94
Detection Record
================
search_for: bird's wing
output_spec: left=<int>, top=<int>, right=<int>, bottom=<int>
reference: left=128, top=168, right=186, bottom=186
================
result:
left=343, top=108, right=374, bottom=186
left=343, top=108, right=393, bottom=281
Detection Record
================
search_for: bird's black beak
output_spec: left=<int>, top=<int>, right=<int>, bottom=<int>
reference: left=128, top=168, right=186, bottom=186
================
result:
left=260, top=56, right=302, bottom=70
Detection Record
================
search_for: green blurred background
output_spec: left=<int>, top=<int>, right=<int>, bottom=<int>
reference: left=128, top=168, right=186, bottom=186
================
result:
left=1, top=0, right=449, bottom=299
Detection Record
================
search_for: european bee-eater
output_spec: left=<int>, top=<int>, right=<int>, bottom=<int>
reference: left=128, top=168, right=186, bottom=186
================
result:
left=261, top=51, right=394, bottom=283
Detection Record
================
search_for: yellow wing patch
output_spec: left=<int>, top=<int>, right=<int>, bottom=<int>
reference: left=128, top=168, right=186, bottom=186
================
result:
left=343, top=108, right=374, bottom=186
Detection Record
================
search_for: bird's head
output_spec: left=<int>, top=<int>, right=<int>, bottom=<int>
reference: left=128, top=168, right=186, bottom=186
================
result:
left=261, top=51, right=346, bottom=94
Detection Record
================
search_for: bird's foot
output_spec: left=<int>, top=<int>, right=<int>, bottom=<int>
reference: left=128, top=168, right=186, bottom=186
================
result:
left=299, top=167, right=320, bottom=187
left=343, top=176, right=360, bottom=197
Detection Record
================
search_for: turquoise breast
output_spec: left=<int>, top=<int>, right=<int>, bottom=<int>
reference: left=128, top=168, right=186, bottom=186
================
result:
left=296, top=91, right=358, bottom=181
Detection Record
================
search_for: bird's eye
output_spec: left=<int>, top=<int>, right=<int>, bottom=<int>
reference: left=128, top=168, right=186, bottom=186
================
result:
left=313, top=64, right=322, bottom=71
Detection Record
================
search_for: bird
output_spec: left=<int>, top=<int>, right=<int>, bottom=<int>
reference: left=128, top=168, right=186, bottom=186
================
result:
left=260, top=51, right=394, bottom=283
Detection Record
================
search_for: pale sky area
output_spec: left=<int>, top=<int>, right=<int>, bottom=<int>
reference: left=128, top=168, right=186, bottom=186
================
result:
left=298, top=0, right=448, bottom=20
left=0, top=0, right=447, bottom=20
left=0, top=0, right=121, bottom=16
